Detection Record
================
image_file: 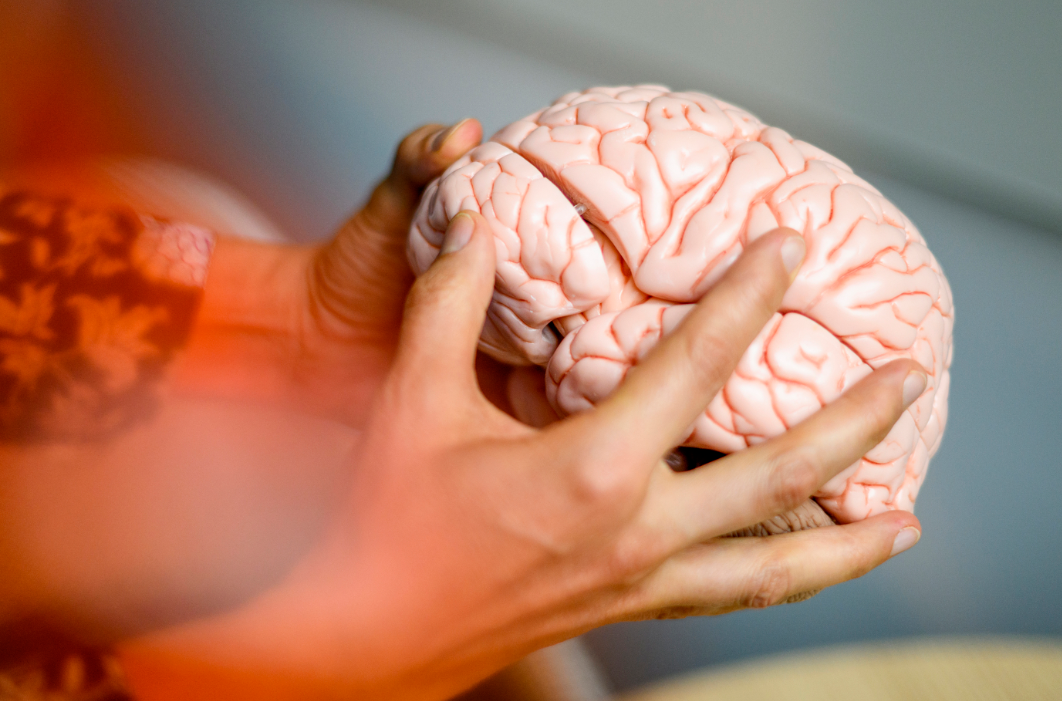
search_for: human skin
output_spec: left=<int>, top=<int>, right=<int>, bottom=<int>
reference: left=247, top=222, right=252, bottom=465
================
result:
left=0, top=120, right=485, bottom=636
left=174, top=119, right=490, bottom=424
left=0, top=119, right=923, bottom=699
left=116, top=208, right=926, bottom=699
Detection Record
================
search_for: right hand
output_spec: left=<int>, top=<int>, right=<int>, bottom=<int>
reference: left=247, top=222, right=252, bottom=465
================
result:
left=119, top=213, right=926, bottom=701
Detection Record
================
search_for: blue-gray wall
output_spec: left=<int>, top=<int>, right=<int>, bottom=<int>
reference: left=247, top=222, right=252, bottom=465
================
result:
left=78, top=0, right=1062, bottom=692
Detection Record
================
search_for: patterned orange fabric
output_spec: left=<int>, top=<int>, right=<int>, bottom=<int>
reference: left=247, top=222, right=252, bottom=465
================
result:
left=0, top=618, right=132, bottom=701
left=0, top=186, right=217, bottom=698
left=0, top=186, right=214, bottom=441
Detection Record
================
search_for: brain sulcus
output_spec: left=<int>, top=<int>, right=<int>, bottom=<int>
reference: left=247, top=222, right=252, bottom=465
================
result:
left=409, top=85, right=953, bottom=524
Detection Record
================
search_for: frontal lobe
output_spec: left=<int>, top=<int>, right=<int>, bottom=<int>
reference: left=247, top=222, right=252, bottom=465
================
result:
left=409, top=142, right=612, bottom=365
left=408, top=86, right=953, bottom=523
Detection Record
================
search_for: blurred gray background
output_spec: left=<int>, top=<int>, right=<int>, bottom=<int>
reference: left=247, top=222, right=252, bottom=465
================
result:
left=75, top=0, right=1062, bottom=692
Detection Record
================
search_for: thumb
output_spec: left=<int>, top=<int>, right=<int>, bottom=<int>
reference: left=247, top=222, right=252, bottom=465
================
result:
left=393, top=211, right=496, bottom=394
left=359, top=119, right=483, bottom=236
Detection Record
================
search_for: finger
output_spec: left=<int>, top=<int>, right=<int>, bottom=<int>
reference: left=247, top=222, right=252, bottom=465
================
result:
left=394, top=118, right=484, bottom=188
left=392, top=211, right=495, bottom=395
left=723, top=500, right=832, bottom=603
left=653, top=358, right=926, bottom=546
left=360, top=119, right=484, bottom=235
left=567, top=228, right=806, bottom=467
left=621, top=510, right=920, bottom=620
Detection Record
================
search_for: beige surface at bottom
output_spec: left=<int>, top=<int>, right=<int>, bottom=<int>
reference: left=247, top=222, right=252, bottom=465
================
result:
left=618, top=637, right=1062, bottom=701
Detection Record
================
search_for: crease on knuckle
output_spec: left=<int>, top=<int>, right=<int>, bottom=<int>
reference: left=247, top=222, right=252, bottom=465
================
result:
left=398, top=127, right=433, bottom=164
left=762, top=449, right=820, bottom=516
left=840, top=528, right=881, bottom=581
left=571, top=458, right=641, bottom=512
left=744, top=557, right=792, bottom=609
left=850, top=377, right=905, bottom=444
left=606, top=531, right=668, bottom=584
left=867, top=402, right=903, bottom=447
left=752, top=280, right=785, bottom=322
left=405, top=271, right=455, bottom=315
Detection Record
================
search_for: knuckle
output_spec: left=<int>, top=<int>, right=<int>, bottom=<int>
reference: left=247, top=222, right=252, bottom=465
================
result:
left=391, top=125, right=444, bottom=182
left=851, top=372, right=908, bottom=440
left=402, top=125, right=434, bottom=156
left=405, top=267, right=455, bottom=312
left=743, top=557, right=792, bottom=609
left=405, top=272, right=435, bottom=310
left=839, top=529, right=882, bottom=580
left=571, top=459, right=642, bottom=511
left=762, top=449, right=821, bottom=515
left=855, top=401, right=901, bottom=451
left=751, top=266, right=787, bottom=313
left=606, top=532, right=664, bottom=583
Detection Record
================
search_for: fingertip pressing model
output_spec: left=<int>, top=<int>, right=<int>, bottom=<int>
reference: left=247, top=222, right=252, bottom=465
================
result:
left=409, top=86, right=953, bottom=524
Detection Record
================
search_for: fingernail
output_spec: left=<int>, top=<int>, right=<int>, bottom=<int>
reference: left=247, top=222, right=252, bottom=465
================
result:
left=902, top=370, right=927, bottom=407
left=780, top=235, right=806, bottom=279
left=441, top=213, right=475, bottom=255
left=431, top=118, right=472, bottom=152
left=890, top=526, right=921, bottom=556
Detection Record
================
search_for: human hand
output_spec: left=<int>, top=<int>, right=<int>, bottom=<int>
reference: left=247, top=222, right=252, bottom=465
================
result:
left=501, top=357, right=837, bottom=542
left=0, top=121, right=484, bottom=638
left=120, top=213, right=925, bottom=701
left=175, top=119, right=483, bottom=426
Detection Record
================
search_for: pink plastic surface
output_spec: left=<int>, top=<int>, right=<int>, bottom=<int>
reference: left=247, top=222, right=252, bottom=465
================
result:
left=409, top=86, right=953, bottom=523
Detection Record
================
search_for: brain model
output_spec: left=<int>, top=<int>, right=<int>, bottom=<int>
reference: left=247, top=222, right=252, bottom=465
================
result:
left=409, top=86, right=953, bottom=523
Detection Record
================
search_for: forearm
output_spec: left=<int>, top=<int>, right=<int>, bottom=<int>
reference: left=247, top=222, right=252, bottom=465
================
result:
left=0, top=188, right=362, bottom=694
left=183, top=245, right=396, bottom=430
left=171, top=236, right=315, bottom=404
left=0, top=121, right=490, bottom=698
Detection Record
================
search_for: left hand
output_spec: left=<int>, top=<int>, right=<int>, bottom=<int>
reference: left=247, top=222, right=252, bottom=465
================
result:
left=0, top=120, right=485, bottom=638
left=174, top=119, right=484, bottom=427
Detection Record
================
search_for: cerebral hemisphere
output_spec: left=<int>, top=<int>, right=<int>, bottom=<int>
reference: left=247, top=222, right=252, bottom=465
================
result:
left=409, top=86, right=953, bottom=523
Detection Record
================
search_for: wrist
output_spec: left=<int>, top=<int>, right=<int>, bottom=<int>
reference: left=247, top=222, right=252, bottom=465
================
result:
left=306, top=220, right=413, bottom=347
left=194, top=236, right=314, bottom=337
left=170, top=237, right=317, bottom=404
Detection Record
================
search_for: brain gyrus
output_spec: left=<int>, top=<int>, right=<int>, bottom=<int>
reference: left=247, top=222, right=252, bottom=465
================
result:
left=409, top=85, right=953, bottom=523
